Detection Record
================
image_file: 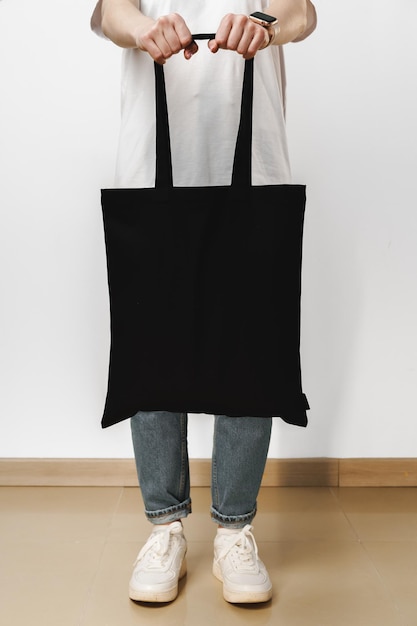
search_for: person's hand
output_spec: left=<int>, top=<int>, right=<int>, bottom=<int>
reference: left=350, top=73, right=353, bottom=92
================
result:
left=208, top=13, right=270, bottom=59
left=135, top=13, right=198, bottom=64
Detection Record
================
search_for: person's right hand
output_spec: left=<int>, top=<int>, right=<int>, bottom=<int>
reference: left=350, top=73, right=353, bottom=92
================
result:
left=135, top=13, right=198, bottom=64
left=208, top=13, right=270, bottom=59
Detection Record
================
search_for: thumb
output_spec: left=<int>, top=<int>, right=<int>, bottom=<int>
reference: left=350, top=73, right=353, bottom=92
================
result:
left=208, top=38, right=219, bottom=53
left=184, top=39, right=199, bottom=59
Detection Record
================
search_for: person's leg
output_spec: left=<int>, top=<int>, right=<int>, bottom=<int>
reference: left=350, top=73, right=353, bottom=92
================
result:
left=128, top=411, right=190, bottom=602
left=130, top=410, right=191, bottom=523
left=211, top=415, right=273, bottom=603
left=211, top=415, right=272, bottom=527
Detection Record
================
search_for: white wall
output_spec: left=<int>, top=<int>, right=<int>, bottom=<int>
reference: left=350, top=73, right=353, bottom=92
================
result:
left=1, top=1, right=416, bottom=459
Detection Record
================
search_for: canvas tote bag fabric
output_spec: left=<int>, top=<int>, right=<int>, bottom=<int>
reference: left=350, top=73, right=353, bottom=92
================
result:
left=101, top=44, right=309, bottom=428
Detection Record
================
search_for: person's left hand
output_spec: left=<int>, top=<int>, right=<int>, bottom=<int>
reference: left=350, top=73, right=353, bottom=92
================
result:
left=208, top=13, right=270, bottom=59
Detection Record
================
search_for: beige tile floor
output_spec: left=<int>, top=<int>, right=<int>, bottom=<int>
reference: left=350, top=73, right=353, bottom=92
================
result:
left=1, top=485, right=417, bottom=625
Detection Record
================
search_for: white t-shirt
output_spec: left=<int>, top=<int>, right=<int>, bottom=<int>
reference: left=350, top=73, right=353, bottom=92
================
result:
left=114, top=0, right=292, bottom=188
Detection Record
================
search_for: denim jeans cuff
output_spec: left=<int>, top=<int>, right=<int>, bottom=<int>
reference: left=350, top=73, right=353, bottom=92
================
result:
left=145, top=498, right=192, bottom=524
left=210, top=505, right=257, bottom=528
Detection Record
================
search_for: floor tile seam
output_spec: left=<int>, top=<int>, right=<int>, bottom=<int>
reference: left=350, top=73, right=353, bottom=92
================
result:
left=0, top=538, right=111, bottom=546
left=100, top=538, right=216, bottom=545
left=324, top=486, right=365, bottom=539
left=98, top=538, right=368, bottom=546
left=76, top=533, right=111, bottom=626
left=104, top=486, right=125, bottom=538
left=358, top=541, right=408, bottom=621
left=238, top=537, right=364, bottom=542
left=75, top=488, right=125, bottom=625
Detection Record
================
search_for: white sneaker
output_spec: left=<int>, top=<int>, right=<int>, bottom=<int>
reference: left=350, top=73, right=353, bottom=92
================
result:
left=213, top=524, right=272, bottom=603
left=129, top=521, right=187, bottom=602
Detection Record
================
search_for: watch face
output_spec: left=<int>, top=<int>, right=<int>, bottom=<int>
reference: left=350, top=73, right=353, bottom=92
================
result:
left=250, top=11, right=277, bottom=25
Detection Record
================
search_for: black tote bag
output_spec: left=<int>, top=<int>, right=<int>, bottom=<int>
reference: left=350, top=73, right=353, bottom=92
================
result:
left=101, top=46, right=309, bottom=428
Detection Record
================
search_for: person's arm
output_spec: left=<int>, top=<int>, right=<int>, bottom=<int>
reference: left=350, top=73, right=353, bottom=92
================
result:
left=100, top=0, right=152, bottom=48
left=293, top=0, right=317, bottom=42
left=265, top=0, right=317, bottom=45
left=208, top=1, right=316, bottom=58
left=93, top=0, right=316, bottom=62
left=99, top=0, right=198, bottom=62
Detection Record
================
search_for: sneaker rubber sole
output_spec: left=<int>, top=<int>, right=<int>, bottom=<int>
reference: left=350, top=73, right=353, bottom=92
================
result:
left=212, top=560, right=272, bottom=604
left=129, top=557, right=187, bottom=603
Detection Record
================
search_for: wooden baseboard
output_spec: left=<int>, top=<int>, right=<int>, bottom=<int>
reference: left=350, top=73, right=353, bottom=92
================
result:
left=1, top=458, right=417, bottom=487
left=339, top=458, right=417, bottom=487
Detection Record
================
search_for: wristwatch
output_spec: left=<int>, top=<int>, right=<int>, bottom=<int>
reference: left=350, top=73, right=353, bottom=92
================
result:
left=248, top=11, right=278, bottom=27
left=248, top=11, right=279, bottom=47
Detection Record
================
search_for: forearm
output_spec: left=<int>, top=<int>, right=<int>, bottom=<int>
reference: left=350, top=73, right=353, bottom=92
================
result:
left=95, top=0, right=316, bottom=57
left=101, top=0, right=153, bottom=48
left=266, top=0, right=317, bottom=44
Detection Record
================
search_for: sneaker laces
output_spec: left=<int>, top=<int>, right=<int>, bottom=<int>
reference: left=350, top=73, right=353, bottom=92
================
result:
left=134, top=523, right=183, bottom=570
left=215, top=524, right=260, bottom=573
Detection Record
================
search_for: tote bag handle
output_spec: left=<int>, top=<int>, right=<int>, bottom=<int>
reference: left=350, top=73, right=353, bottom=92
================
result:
left=154, top=33, right=254, bottom=189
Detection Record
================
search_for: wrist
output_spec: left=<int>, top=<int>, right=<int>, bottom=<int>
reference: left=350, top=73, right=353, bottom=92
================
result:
left=264, top=24, right=279, bottom=47
left=133, top=16, right=155, bottom=49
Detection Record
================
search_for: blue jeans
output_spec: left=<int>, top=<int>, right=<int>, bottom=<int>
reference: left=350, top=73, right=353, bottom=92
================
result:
left=130, top=412, right=272, bottom=529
